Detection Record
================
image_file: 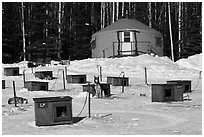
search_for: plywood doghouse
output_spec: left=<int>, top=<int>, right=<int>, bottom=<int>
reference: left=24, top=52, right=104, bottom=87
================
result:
left=151, top=84, right=183, bottom=102
left=82, top=84, right=95, bottom=95
left=25, top=81, right=49, bottom=91
left=167, top=80, right=191, bottom=93
left=100, top=83, right=111, bottom=97
left=2, top=80, right=5, bottom=89
left=4, top=67, right=19, bottom=76
left=67, top=75, right=86, bottom=84
left=35, top=71, right=53, bottom=80
left=33, top=96, right=73, bottom=126
left=107, top=77, right=129, bottom=86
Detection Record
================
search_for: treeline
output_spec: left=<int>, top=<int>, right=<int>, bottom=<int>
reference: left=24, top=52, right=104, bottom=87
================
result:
left=2, top=2, right=202, bottom=63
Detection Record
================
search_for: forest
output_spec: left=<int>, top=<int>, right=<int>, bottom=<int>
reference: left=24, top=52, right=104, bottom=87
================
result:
left=2, top=2, right=202, bottom=63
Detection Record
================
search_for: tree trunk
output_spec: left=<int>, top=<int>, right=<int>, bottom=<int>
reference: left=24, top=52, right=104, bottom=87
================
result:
left=112, top=2, right=115, bottom=23
left=122, top=2, right=124, bottom=17
left=178, top=2, right=182, bottom=59
left=168, top=2, right=174, bottom=61
left=116, top=2, right=119, bottom=20
left=21, top=2, right=26, bottom=61
left=58, top=2, right=62, bottom=60
left=148, top=2, right=152, bottom=28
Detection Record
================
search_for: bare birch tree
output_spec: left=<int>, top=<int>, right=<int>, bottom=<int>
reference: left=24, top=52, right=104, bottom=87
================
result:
left=148, top=2, right=152, bottom=28
left=58, top=2, right=62, bottom=60
left=21, top=2, right=26, bottom=61
left=168, top=2, right=174, bottom=61
left=178, top=2, right=182, bottom=59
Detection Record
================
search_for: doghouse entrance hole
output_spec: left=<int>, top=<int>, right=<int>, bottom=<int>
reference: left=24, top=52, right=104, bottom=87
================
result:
left=13, top=69, right=18, bottom=75
left=165, top=89, right=172, bottom=98
left=40, top=85, right=46, bottom=90
left=123, top=80, right=127, bottom=86
left=185, top=85, right=190, bottom=92
left=80, top=78, right=85, bottom=83
left=56, top=106, right=67, bottom=117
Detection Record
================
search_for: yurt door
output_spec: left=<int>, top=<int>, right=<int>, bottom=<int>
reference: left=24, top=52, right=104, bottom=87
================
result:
left=121, top=32, right=134, bottom=55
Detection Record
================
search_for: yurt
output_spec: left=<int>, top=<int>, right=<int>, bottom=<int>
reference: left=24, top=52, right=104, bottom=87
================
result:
left=90, top=18, right=163, bottom=58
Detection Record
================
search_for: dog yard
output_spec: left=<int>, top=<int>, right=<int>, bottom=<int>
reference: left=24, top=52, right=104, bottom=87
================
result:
left=2, top=54, right=202, bottom=135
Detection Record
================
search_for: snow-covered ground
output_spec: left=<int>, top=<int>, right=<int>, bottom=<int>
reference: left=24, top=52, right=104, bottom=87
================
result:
left=1, top=54, right=202, bottom=135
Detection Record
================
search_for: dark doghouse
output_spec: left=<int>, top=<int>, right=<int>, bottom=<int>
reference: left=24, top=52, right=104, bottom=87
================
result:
left=107, top=77, right=129, bottom=86
left=100, top=83, right=111, bottom=97
left=82, top=84, right=95, bottom=95
left=67, top=75, right=86, bottom=84
left=28, top=61, right=36, bottom=68
left=33, top=96, right=73, bottom=126
left=167, top=80, right=191, bottom=93
left=4, top=67, right=19, bottom=76
left=151, top=84, right=183, bottom=102
left=25, top=81, right=49, bottom=91
left=2, top=80, right=5, bottom=89
left=35, top=71, right=53, bottom=80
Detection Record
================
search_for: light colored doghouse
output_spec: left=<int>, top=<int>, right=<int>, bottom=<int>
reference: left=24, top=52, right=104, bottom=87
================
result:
left=33, top=96, right=73, bottom=126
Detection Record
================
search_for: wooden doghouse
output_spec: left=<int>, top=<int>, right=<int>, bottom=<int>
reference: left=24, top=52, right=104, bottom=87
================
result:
left=151, top=84, right=183, bottom=102
left=100, top=83, right=111, bottom=97
left=107, top=77, right=129, bottom=86
left=67, top=75, right=86, bottom=84
left=4, top=67, right=19, bottom=76
left=167, top=80, right=191, bottom=93
left=25, top=81, right=49, bottom=91
left=35, top=71, right=53, bottom=80
left=33, top=96, right=73, bottom=126
left=2, top=80, right=5, bottom=89
left=82, top=84, right=96, bottom=95
left=28, top=61, right=36, bottom=68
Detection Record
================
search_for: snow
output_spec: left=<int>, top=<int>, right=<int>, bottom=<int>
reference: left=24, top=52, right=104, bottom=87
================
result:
left=175, top=53, right=202, bottom=71
left=1, top=53, right=202, bottom=135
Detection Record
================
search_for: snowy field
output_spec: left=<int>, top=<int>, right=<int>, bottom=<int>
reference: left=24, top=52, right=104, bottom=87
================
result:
left=1, top=53, right=202, bottom=135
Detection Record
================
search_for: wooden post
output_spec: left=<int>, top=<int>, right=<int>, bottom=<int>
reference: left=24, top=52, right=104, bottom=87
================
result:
left=144, top=67, right=148, bottom=85
left=62, top=70, right=65, bottom=89
left=98, top=65, right=102, bottom=82
left=23, top=70, right=26, bottom=88
left=122, top=74, right=125, bottom=93
left=65, top=66, right=67, bottom=80
left=88, top=83, right=91, bottom=118
left=13, top=81, right=17, bottom=107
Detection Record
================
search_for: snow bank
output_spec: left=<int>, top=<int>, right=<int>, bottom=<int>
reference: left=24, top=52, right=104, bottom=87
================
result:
left=176, top=53, right=202, bottom=71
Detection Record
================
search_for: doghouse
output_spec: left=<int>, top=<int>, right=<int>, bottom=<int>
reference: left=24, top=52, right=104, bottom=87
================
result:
left=151, top=84, right=183, bottom=102
left=35, top=71, right=53, bottom=80
left=2, top=80, right=5, bottom=89
left=24, top=80, right=49, bottom=91
left=67, top=75, right=86, bottom=84
left=28, top=61, right=36, bottom=68
left=82, top=84, right=95, bottom=95
left=107, top=77, right=129, bottom=86
left=33, top=96, right=73, bottom=126
left=4, top=67, right=19, bottom=76
left=100, top=83, right=111, bottom=97
left=167, top=80, right=191, bottom=93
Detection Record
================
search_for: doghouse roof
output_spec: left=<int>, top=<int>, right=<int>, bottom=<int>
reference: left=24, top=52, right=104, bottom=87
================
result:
left=92, top=18, right=161, bottom=37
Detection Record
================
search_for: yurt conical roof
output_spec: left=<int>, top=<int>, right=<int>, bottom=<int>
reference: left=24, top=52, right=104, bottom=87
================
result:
left=93, top=18, right=161, bottom=36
